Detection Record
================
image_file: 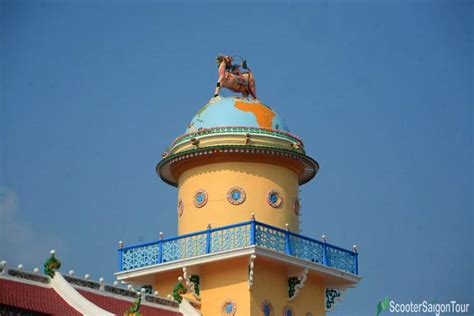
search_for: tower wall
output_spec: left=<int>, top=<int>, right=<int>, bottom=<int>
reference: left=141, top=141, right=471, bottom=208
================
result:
left=177, top=161, right=300, bottom=235
left=251, top=259, right=326, bottom=315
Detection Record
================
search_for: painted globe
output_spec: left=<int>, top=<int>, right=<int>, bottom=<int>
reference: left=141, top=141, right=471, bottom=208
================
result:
left=185, top=96, right=289, bottom=133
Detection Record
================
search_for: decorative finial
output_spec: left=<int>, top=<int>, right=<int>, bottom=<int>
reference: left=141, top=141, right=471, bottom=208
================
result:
left=159, top=232, right=164, bottom=240
left=44, top=249, right=61, bottom=277
left=213, top=54, right=257, bottom=99
left=118, top=241, right=124, bottom=249
left=285, top=223, right=290, bottom=231
left=251, top=212, right=256, bottom=220
left=207, top=223, right=212, bottom=229
left=353, top=245, right=358, bottom=253
left=17, top=264, right=24, bottom=270
left=84, top=274, right=90, bottom=279
left=69, top=270, right=75, bottom=276
left=321, top=235, right=327, bottom=242
left=33, top=267, right=39, bottom=273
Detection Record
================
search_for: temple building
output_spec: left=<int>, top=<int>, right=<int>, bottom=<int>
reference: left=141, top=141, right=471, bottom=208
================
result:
left=115, top=54, right=361, bottom=315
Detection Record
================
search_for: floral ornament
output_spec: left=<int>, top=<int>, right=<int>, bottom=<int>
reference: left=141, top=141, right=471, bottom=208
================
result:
left=282, top=306, right=295, bottom=316
left=293, top=199, right=300, bottom=216
left=177, top=200, right=184, bottom=217
left=227, top=186, right=246, bottom=205
left=221, top=298, right=237, bottom=316
left=267, top=190, right=283, bottom=208
left=261, top=300, right=274, bottom=316
left=193, top=189, right=208, bottom=208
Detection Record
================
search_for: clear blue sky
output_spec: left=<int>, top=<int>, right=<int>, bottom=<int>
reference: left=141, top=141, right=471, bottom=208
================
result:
left=1, top=0, right=472, bottom=314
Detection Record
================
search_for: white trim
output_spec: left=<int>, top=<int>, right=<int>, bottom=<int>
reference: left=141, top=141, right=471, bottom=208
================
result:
left=50, top=272, right=115, bottom=316
left=179, top=298, right=202, bottom=316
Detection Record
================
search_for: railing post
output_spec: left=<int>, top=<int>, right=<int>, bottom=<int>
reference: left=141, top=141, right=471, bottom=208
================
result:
left=158, top=232, right=164, bottom=263
left=353, top=245, right=358, bottom=275
left=206, top=224, right=212, bottom=254
left=321, top=235, right=328, bottom=266
left=250, top=213, right=256, bottom=246
left=118, top=241, right=123, bottom=271
left=284, top=223, right=291, bottom=255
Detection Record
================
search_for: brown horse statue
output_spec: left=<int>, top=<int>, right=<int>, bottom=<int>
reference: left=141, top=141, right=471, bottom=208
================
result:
left=213, top=54, right=257, bottom=99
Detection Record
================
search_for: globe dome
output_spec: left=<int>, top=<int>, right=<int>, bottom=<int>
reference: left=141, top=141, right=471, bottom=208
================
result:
left=186, top=97, right=289, bottom=133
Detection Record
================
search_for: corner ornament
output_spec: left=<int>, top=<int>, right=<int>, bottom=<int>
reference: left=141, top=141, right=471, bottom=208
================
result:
left=182, top=267, right=200, bottom=301
left=213, top=54, right=257, bottom=99
left=325, top=288, right=345, bottom=311
left=248, top=254, right=256, bottom=290
left=288, top=268, right=308, bottom=301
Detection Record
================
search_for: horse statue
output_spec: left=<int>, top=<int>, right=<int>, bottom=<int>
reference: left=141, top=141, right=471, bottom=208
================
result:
left=213, top=54, right=257, bottom=99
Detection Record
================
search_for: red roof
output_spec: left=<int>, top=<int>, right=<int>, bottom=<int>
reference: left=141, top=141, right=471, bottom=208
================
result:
left=79, top=290, right=180, bottom=316
left=0, top=278, right=81, bottom=316
left=0, top=277, right=182, bottom=316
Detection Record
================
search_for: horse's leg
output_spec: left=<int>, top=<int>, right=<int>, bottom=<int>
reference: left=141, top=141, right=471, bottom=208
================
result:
left=248, top=73, right=257, bottom=99
left=214, top=62, right=227, bottom=97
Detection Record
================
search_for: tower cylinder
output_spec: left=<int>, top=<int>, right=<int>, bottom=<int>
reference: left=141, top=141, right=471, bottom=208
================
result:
left=177, top=161, right=300, bottom=235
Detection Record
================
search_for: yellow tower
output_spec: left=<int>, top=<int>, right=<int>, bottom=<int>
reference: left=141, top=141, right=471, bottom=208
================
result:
left=116, top=95, right=361, bottom=315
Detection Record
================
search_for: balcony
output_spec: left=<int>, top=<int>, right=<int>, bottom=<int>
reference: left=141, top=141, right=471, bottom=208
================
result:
left=118, top=220, right=358, bottom=276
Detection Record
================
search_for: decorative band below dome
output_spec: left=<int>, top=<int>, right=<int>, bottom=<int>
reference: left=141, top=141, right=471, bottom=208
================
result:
left=156, top=145, right=319, bottom=187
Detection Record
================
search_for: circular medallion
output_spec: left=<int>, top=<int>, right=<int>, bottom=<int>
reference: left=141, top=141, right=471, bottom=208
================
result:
left=293, top=199, right=300, bottom=216
left=193, top=189, right=208, bottom=208
left=177, top=200, right=184, bottom=217
left=221, top=298, right=237, bottom=316
left=267, top=190, right=283, bottom=208
left=227, top=187, right=246, bottom=205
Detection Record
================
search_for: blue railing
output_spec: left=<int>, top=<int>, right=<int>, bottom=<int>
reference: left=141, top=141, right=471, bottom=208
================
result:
left=118, top=220, right=358, bottom=275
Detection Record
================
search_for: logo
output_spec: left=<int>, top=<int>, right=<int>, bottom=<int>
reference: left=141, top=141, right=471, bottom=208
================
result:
left=377, top=297, right=390, bottom=316
left=376, top=297, right=470, bottom=315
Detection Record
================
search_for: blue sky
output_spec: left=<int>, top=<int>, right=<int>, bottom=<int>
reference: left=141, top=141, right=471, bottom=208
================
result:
left=0, top=0, right=472, bottom=314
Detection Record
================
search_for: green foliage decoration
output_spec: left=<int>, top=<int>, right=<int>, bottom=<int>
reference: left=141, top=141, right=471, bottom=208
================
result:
left=43, top=252, right=61, bottom=278
left=125, top=294, right=141, bottom=316
left=173, top=281, right=187, bottom=304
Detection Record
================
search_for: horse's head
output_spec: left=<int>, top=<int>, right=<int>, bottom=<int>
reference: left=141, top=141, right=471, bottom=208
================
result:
left=216, top=54, right=233, bottom=67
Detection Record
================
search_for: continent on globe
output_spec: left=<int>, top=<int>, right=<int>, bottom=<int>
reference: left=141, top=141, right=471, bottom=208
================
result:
left=234, top=101, right=275, bottom=129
